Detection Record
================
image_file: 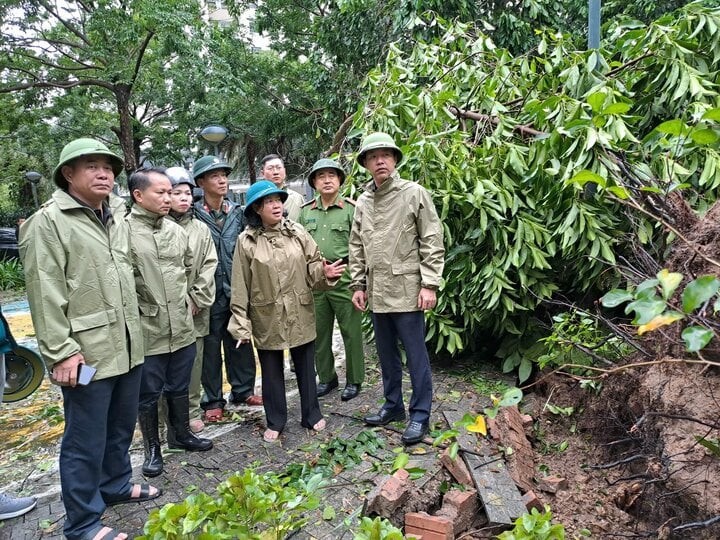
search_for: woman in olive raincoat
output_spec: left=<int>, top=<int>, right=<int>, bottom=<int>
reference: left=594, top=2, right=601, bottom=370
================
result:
left=228, top=181, right=345, bottom=442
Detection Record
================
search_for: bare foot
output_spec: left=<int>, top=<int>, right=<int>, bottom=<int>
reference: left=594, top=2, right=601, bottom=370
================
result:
left=92, top=526, right=128, bottom=540
left=263, top=429, right=280, bottom=442
left=313, top=418, right=326, bottom=432
left=130, top=484, right=160, bottom=498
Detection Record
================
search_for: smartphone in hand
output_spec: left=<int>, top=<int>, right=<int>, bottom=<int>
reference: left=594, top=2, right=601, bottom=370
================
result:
left=77, top=364, right=97, bottom=386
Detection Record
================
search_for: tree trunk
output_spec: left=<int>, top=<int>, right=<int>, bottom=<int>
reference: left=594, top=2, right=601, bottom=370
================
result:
left=114, top=83, right=137, bottom=174
left=245, top=135, right=257, bottom=184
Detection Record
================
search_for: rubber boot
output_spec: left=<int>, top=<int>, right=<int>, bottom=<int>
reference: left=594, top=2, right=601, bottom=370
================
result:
left=138, top=405, right=164, bottom=477
left=166, top=392, right=213, bottom=452
left=162, top=393, right=179, bottom=449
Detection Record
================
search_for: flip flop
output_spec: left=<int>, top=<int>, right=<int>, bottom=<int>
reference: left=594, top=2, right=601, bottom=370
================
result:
left=104, top=483, right=162, bottom=507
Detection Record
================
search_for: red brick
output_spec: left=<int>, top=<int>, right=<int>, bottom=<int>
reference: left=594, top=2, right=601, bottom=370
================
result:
left=393, top=468, right=410, bottom=482
left=439, top=448, right=473, bottom=487
left=405, top=512, right=453, bottom=540
left=365, top=473, right=411, bottom=516
left=536, top=475, right=568, bottom=494
left=439, top=488, right=478, bottom=534
left=522, top=489, right=545, bottom=512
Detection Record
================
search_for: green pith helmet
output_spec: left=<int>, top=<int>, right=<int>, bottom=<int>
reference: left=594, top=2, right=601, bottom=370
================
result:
left=192, top=155, right=233, bottom=180
left=244, top=180, right=288, bottom=217
left=356, top=132, right=403, bottom=167
left=307, top=158, right=346, bottom=189
left=165, top=166, right=196, bottom=188
left=53, top=138, right=124, bottom=189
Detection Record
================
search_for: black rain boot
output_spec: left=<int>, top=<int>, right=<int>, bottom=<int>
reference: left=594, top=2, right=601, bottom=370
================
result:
left=162, top=394, right=179, bottom=449
left=138, top=405, right=164, bottom=477
left=167, top=392, right=213, bottom=452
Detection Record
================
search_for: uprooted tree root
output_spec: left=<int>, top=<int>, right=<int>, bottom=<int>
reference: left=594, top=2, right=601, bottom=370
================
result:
left=537, top=361, right=720, bottom=539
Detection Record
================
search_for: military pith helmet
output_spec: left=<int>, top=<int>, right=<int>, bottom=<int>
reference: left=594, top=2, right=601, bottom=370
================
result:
left=243, top=180, right=288, bottom=217
left=3, top=346, right=47, bottom=403
left=165, top=166, right=196, bottom=189
left=308, top=158, right=346, bottom=189
left=192, top=155, right=233, bottom=181
left=356, top=132, right=403, bottom=167
left=53, top=138, right=124, bottom=189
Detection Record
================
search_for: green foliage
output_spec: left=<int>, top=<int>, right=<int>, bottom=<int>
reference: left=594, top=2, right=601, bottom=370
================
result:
left=349, top=3, right=720, bottom=367
left=496, top=507, right=566, bottom=540
left=536, top=310, right=630, bottom=372
left=316, top=430, right=385, bottom=473
left=602, top=268, right=720, bottom=352
left=0, top=259, right=24, bottom=291
left=695, top=435, right=720, bottom=457
left=353, top=516, right=406, bottom=540
left=139, top=467, right=323, bottom=539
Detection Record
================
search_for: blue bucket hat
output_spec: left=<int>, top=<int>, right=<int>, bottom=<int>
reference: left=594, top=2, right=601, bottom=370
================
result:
left=244, top=180, right=288, bottom=216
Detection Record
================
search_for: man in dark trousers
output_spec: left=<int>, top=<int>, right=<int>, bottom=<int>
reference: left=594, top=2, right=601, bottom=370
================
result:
left=192, top=155, right=262, bottom=423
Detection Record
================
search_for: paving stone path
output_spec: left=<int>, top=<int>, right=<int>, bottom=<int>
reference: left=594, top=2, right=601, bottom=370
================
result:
left=3, top=328, right=493, bottom=540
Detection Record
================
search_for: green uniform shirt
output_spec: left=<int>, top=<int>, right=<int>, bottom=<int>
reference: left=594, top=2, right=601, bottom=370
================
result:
left=299, top=194, right=355, bottom=285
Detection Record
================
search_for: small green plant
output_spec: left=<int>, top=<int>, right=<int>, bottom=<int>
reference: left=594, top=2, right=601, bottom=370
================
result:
left=538, top=310, right=629, bottom=371
left=695, top=435, right=720, bottom=457
left=139, top=467, right=323, bottom=539
left=602, top=269, right=720, bottom=352
left=497, top=507, right=566, bottom=539
left=0, top=259, right=24, bottom=291
left=316, top=430, right=385, bottom=474
left=353, top=516, right=407, bottom=539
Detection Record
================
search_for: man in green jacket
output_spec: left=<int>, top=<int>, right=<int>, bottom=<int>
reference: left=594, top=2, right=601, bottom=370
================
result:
left=299, top=159, right=364, bottom=401
left=261, top=154, right=305, bottom=220
left=192, top=156, right=262, bottom=422
left=349, top=132, right=445, bottom=446
left=127, top=167, right=213, bottom=478
left=20, top=138, right=160, bottom=540
left=164, top=167, right=218, bottom=434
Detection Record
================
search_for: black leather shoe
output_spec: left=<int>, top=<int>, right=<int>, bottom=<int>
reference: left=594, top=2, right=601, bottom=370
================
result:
left=341, top=383, right=361, bottom=401
left=364, top=408, right=406, bottom=426
left=316, top=376, right=339, bottom=397
left=401, top=420, right=429, bottom=445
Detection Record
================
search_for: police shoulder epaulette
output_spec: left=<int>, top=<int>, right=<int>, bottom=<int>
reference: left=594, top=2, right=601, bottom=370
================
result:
left=301, top=199, right=315, bottom=207
left=343, top=197, right=356, bottom=206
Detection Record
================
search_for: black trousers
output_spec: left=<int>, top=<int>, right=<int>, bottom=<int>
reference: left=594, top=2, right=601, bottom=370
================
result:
left=139, top=343, right=196, bottom=409
left=258, top=341, right=322, bottom=432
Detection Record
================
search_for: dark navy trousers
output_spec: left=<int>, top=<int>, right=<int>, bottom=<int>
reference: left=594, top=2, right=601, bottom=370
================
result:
left=139, top=342, right=196, bottom=408
left=371, top=311, right=433, bottom=424
left=60, top=365, right=142, bottom=540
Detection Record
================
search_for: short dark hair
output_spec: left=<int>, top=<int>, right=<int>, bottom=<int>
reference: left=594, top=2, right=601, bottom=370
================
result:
left=128, top=167, right=167, bottom=202
left=260, top=154, right=284, bottom=167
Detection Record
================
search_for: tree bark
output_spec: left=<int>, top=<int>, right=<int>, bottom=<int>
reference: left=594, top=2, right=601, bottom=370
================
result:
left=114, top=83, right=137, bottom=173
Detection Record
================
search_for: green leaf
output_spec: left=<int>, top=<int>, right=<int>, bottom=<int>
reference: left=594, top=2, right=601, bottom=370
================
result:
left=322, top=505, right=336, bottom=520
left=655, top=119, right=687, bottom=136
left=690, top=128, right=719, bottom=145
left=625, top=299, right=666, bottom=324
left=587, top=92, right=605, bottom=113
left=601, top=289, right=633, bottom=307
left=701, top=108, right=720, bottom=122
left=518, top=358, right=533, bottom=384
left=681, top=326, right=714, bottom=352
left=569, top=170, right=606, bottom=188
left=681, top=276, right=720, bottom=313
left=607, top=186, right=630, bottom=199
left=392, top=452, right=409, bottom=471
left=498, top=387, right=523, bottom=407
left=602, top=102, right=631, bottom=115
left=694, top=436, right=720, bottom=457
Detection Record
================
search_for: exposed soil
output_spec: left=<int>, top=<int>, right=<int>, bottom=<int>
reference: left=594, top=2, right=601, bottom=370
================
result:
left=522, top=361, right=720, bottom=539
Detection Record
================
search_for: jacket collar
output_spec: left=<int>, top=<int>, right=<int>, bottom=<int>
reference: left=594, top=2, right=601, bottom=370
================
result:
left=168, top=210, right=193, bottom=226
left=365, top=170, right=401, bottom=193
left=246, top=218, right=294, bottom=240
left=310, top=194, right=344, bottom=210
left=130, top=204, right=166, bottom=229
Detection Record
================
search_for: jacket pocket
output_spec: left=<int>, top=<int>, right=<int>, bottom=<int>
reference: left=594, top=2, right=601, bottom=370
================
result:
left=138, top=304, right=159, bottom=317
left=299, top=291, right=313, bottom=305
left=70, top=309, right=117, bottom=332
left=391, top=262, right=421, bottom=275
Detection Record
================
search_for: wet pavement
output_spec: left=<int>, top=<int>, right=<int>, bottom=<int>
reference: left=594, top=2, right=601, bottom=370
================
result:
left=1, top=306, right=494, bottom=540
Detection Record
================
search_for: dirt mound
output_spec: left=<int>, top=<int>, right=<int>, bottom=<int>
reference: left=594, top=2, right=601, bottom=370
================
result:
left=530, top=361, right=720, bottom=538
